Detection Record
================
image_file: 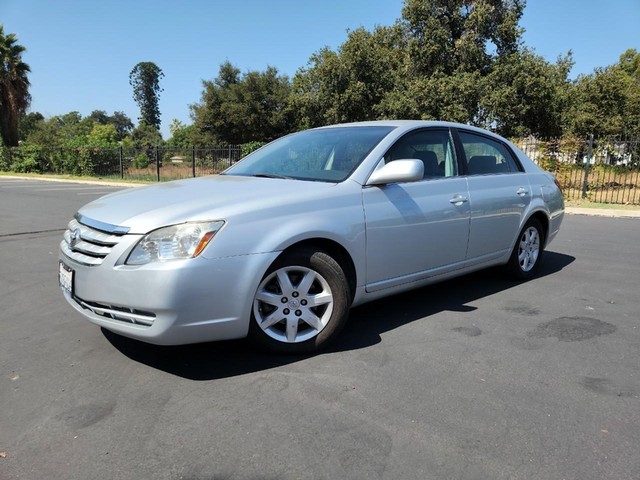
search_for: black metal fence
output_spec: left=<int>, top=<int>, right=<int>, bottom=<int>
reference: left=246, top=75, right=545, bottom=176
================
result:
left=514, top=136, right=640, bottom=205
left=0, top=145, right=243, bottom=182
left=2, top=136, right=640, bottom=205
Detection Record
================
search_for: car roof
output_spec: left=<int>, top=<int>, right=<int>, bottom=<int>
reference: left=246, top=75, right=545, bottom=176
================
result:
left=316, top=120, right=508, bottom=140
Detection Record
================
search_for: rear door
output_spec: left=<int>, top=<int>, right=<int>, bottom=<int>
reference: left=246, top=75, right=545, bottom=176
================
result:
left=455, top=129, right=531, bottom=265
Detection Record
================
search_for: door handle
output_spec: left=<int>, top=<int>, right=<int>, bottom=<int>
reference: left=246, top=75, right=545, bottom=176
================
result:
left=516, top=187, right=529, bottom=197
left=449, top=195, right=468, bottom=205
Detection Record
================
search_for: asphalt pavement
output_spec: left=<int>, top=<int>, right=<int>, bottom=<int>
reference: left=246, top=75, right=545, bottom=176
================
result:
left=1, top=178, right=639, bottom=479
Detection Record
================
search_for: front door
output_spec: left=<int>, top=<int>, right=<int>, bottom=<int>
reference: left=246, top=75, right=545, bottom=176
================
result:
left=363, top=128, right=471, bottom=292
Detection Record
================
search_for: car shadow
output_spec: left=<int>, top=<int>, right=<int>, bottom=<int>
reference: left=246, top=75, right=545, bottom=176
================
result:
left=103, top=251, right=575, bottom=380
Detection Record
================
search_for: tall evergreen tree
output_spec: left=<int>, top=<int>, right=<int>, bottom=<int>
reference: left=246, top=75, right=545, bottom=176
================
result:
left=129, top=62, right=164, bottom=130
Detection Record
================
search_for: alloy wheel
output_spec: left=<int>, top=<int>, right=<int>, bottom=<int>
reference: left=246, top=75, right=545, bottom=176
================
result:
left=518, top=226, right=540, bottom=272
left=253, top=266, right=334, bottom=343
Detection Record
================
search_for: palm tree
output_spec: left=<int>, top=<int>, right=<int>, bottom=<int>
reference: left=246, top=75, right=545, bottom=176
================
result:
left=0, top=25, right=31, bottom=146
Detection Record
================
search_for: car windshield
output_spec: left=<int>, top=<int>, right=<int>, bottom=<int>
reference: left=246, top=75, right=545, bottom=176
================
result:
left=225, top=126, right=395, bottom=182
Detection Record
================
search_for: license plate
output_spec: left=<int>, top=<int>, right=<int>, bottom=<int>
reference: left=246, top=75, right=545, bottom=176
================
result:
left=59, top=261, right=73, bottom=295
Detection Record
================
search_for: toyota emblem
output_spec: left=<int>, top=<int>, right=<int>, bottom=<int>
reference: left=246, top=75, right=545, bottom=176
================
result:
left=70, top=228, right=81, bottom=248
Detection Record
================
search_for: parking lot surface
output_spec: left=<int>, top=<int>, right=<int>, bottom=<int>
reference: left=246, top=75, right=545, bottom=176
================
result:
left=1, top=178, right=639, bottom=479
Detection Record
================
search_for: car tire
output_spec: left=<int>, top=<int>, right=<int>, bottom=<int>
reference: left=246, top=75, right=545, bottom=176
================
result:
left=507, top=218, right=545, bottom=280
left=248, top=248, right=351, bottom=354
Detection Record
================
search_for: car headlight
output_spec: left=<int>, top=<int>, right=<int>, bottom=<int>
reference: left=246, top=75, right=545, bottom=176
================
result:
left=126, top=221, right=225, bottom=265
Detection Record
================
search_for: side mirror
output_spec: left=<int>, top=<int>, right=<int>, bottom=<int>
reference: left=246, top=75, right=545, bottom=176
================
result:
left=366, top=159, right=424, bottom=186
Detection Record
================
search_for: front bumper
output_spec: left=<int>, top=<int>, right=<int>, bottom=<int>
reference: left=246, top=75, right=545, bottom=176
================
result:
left=59, top=234, right=279, bottom=345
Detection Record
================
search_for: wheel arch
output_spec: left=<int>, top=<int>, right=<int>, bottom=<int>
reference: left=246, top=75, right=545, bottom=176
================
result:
left=276, top=238, right=358, bottom=301
left=526, top=210, right=549, bottom=246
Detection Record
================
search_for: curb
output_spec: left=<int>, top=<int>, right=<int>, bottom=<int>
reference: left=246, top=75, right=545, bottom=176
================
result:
left=564, top=207, right=640, bottom=219
left=0, top=175, right=147, bottom=188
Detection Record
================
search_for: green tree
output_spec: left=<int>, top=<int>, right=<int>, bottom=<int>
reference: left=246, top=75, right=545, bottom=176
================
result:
left=22, top=115, right=61, bottom=146
left=129, top=62, right=164, bottom=130
left=18, top=111, right=44, bottom=142
left=87, top=110, right=133, bottom=140
left=401, top=0, right=524, bottom=77
left=386, top=0, right=530, bottom=126
left=291, top=25, right=405, bottom=128
left=55, top=111, right=93, bottom=144
left=87, top=110, right=110, bottom=125
left=131, top=123, right=163, bottom=148
left=564, top=50, right=640, bottom=137
left=480, top=49, right=573, bottom=137
left=191, top=62, right=293, bottom=144
left=86, top=123, right=119, bottom=146
left=109, top=111, right=134, bottom=140
left=377, top=71, right=484, bottom=123
left=22, top=112, right=83, bottom=147
left=290, top=0, right=547, bottom=134
left=0, top=25, right=31, bottom=146
left=167, top=119, right=196, bottom=147
left=289, top=0, right=578, bottom=138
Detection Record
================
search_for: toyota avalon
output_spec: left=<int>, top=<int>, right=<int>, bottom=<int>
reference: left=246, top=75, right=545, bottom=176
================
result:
left=59, top=121, right=564, bottom=353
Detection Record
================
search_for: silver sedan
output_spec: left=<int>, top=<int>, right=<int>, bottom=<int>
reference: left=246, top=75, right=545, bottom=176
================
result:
left=59, top=121, right=564, bottom=353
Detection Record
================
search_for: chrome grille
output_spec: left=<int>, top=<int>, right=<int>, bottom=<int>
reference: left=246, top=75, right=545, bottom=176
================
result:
left=60, top=216, right=128, bottom=266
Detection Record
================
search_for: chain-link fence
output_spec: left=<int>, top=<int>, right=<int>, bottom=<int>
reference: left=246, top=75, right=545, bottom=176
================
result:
left=2, top=136, right=640, bottom=205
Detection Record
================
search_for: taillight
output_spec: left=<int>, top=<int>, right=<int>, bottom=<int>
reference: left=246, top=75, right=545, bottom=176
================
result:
left=551, top=174, right=563, bottom=193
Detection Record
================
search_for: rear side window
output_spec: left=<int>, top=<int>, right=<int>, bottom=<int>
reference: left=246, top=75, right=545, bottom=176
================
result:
left=459, top=131, right=520, bottom=175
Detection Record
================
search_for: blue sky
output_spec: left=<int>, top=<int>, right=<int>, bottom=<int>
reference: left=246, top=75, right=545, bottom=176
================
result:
left=2, top=0, right=639, bottom=138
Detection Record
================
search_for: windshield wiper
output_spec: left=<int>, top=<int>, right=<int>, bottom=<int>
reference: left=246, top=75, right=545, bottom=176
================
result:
left=251, top=173, right=293, bottom=180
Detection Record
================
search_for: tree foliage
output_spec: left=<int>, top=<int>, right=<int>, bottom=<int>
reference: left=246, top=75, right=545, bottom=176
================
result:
left=288, top=0, right=571, bottom=138
left=20, top=110, right=137, bottom=147
left=480, top=49, right=573, bottom=137
left=86, top=110, right=134, bottom=140
left=18, top=111, right=43, bottom=142
left=0, top=25, right=31, bottom=146
left=8, top=1, right=639, bottom=152
left=563, top=49, right=640, bottom=137
left=401, top=0, right=524, bottom=77
left=167, top=119, right=197, bottom=147
left=191, top=61, right=293, bottom=144
left=130, top=122, right=163, bottom=148
left=291, top=26, right=405, bottom=128
left=129, top=62, right=164, bottom=130
left=188, top=1, right=638, bottom=141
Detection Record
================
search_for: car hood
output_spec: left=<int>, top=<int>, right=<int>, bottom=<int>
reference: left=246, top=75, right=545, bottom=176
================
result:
left=77, top=175, right=338, bottom=234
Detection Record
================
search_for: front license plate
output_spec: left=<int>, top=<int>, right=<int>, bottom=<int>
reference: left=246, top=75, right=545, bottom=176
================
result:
left=59, top=261, right=73, bottom=295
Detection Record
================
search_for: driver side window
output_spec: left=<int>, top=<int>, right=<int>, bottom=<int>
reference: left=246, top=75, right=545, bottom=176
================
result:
left=384, top=129, right=457, bottom=179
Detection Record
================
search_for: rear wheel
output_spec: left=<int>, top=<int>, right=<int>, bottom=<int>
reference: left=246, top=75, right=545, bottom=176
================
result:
left=249, top=249, right=351, bottom=354
left=507, top=218, right=544, bottom=279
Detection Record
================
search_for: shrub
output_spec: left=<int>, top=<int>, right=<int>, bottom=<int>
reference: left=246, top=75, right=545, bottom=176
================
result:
left=0, top=146, right=11, bottom=171
left=132, top=153, right=150, bottom=169
left=241, top=141, right=265, bottom=158
left=11, top=145, right=43, bottom=173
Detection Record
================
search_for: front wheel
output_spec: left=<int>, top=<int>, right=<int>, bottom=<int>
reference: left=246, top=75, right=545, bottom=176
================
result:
left=507, top=218, right=545, bottom=280
left=249, top=249, right=351, bottom=354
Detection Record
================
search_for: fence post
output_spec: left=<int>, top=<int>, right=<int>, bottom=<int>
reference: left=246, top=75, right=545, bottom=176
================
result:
left=192, top=146, right=196, bottom=178
left=119, top=146, right=124, bottom=179
left=155, top=146, right=160, bottom=182
left=581, top=134, right=594, bottom=199
left=228, top=145, right=232, bottom=168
